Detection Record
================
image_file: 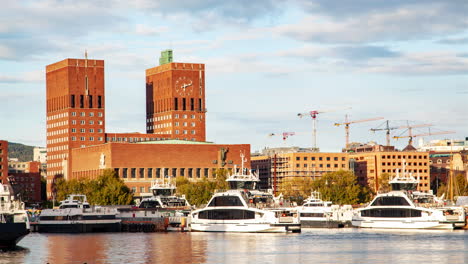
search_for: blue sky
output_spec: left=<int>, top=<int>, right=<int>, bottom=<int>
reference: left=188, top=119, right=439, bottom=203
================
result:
left=0, top=0, right=467, bottom=152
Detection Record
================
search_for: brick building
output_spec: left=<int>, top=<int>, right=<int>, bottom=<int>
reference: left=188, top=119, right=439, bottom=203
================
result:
left=349, top=144, right=430, bottom=192
left=428, top=151, right=468, bottom=194
left=45, top=51, right=250, bottom=199
left=145, top=50, right=206, bottom=142
left=251, top=150, right=349, bottom=192
left=71, top=141, right=249, bottom=196
left=0, top=140, right=8, bottom=184
left=8, top=161, right=42, bottom=203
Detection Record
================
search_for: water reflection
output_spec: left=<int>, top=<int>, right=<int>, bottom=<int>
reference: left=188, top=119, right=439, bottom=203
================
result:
left=0, top=229, right=466, bottom=264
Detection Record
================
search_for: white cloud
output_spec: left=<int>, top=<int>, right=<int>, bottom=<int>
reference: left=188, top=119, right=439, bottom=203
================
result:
left=135, top=24, right=169, bottom=36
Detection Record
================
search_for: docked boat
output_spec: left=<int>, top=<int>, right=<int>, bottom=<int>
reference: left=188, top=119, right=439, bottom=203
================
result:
left=38, top=194, right=120, bottom=233
left=297, top=191, right=353, bottom=228
left=117, top=180, right=191, bottom=231
left=352, top=170, right=466, bottom=229
left=0, top=183, right=30, bottom=248
left=190, top=153, right=301, bottom=233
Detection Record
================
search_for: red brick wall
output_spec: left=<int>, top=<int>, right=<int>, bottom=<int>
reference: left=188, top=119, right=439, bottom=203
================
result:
left=146, top=62, right=206, bottom=141
left=71, top=142, right=250, bottom=195
left=0, top=140, right=7, bottom=184
left=9, top=172, right=42, bottom=203
left=46, top=58, right=106, bottom=197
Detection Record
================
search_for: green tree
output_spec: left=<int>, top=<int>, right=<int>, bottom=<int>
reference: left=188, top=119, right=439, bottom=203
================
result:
left=279, top=177, right=314, bottom=203
left=53, top=169, right=133, bottom=205
left=378, top=173, right=392, bottom=193
left=175, top=168, right=231, bottom=207
left=311, top=170, right=372, bottom=205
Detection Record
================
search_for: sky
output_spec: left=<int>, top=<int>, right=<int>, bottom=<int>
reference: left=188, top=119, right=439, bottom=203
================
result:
left=0, top=0, right=467, bottom=153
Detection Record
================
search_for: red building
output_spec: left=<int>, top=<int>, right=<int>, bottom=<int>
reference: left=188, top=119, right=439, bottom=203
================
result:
left=45, top=57, right=106, bottom=196
left=8, top=161, right=42, bottom=203
left=0, top=140, right=8, bottom=184
left=45, top=51, right=251, bottom=199
left=145, top=50, right=206, bottom=142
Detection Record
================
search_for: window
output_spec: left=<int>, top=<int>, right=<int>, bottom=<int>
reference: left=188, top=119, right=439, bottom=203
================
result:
left=98, top=112, right=103, bottom=117
left=89, top=120, right=94, bottom=125
left=88, top=95, right=93, bottom=108
left=98, top=96, right=102, bottom=108
left=180, top=168, right=185, bottom=177
left=182, top=98, right=186, bottom=110
left=147, top=168, right=153, bottom=178
left=208, top=196, right=244, bottom=207
left=139, top=168, right=144, bottom=178
left=190, top=98, right=194, bottom=110
left=191, top=130, right=196, bottom=134
left=156, top=168, right=161, bottom=178
left=80, top=128, right=85, bottom=133
left=98, top=129, right=103, bottom=133
left=89, top=112, right=94, bottom=117
left=89, top=137, right=94, bottom=141
left=122, top=168, right=128, bottom=178
left=140, top=187, right=144, bottom=193
left=174, top=98, right=178, bottom=110
left=70, top=95, right=75, bottom=108
left=80, top=137, right=85, bottom=141
left=71, top=128, right=76, bottom=133
left=81, top=120, right=85, bottom=125
left=188, top=168, right=193, bottom=178
left=90, top=129, right=94, bottom=133
left=80, top=95, right=84, bottom=108
left=175, top=114, right=179, bottom=118
left=131, top=168, right=136, bottom=178
left=71, top=137, right=76, bottom=141
left=191, top=114, right=195, bottom=119
left=71, top=112, right=76, bottom=116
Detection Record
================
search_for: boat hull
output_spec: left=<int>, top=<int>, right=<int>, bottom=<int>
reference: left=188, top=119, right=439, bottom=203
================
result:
left=190, top=222, right=300, bottom=233
left=352, top=219, right=455, bottom=229
left=301, top=219, right=348, bottom=228
left=0, top=222, right=30, bottom=248
left=38, top=222, right=121, bottom=233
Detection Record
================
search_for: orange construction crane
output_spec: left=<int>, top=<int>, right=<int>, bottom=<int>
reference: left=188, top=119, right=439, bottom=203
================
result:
left=370, top=121, right=432, bottom=146
left=297, top=107, right=351, bottom=149
left=393, top=130, right=455, bottom=147
left=335, top=115, right=384, bottom=148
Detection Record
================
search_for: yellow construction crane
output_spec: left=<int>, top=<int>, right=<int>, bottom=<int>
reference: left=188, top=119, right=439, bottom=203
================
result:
left=370, top=121, right=432, bottom=146
left=335, top=115, right=384, bottom=148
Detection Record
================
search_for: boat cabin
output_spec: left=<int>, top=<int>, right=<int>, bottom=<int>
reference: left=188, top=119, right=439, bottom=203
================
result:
left=58, top=194, right=90, bottom=209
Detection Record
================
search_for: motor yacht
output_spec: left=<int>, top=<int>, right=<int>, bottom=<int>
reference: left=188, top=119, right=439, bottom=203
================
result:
left=0, top=183, right=30, bottom=248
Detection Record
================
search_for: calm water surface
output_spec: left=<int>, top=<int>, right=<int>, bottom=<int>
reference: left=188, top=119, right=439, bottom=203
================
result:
left=1, top=229, right=467, bottom=264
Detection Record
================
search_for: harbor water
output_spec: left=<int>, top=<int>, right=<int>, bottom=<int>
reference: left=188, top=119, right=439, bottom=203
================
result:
left=1, top=229, right=467, bottom=264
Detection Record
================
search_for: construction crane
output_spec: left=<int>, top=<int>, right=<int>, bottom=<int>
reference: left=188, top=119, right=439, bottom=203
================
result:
left=268, top=132, right=296, bottom=141
left=334, top=115, right=384, bottom=148
left=393, top=130, right=455, bottom=147
left=297, top=107, right=351, bottom=150
left=370, top=121, right=432, bottom=146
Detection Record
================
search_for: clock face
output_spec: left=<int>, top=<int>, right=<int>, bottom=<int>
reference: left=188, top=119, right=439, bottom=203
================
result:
left=175, top=76, right=193, bottom=96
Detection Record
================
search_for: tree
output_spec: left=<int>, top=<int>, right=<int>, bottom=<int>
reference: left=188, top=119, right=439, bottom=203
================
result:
left=378, top=173, right=392, bottom=193
left=175, top=168, right=231, bottom=207
left=54, top=169, right=133, bottom=205
left=279, top=177, right=314, bottom=203
left=311, top=170, right=372, bottom=205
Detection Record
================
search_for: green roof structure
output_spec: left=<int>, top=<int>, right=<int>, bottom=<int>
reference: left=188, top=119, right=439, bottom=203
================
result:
left=159, top=49, right=173, bottom=65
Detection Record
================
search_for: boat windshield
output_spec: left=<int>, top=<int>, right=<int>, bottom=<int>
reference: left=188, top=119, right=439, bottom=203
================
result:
left=139, top=200, right=162, bottom=208
left=153, top=188, right=174, bottom=196
left=208, top=196, right=244, bottom=207
left=371, top=196, right=410, bottom=206
left=228, top=181, right=255, bottom=190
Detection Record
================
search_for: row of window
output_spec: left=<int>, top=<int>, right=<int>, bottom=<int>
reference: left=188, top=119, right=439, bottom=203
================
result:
left=296, top=163, right=347, bottom=168
left=115, top=167, right=217, bottom=179
left=70, top=94, right=102, bottom=109
left=48, top=129, right=68, bottom=137
left=381, top=162, right=427, bottom=166
left=173, top=98, right=203, bottom=112
left=174, top=130, right=196, bottom=135
left=47, top=120, right=68, bottom=129
left=47, top=112, right=69, bottom=121
left=295, top=156, right=346, bottom=161
left=47, top=145, right=68, bottom=153
left=71, top=137, right=103, bottom=142
left=71, top=128, right=104, bottom=133
left=380, top=169, right=428, bottom=173
left=71, top=120, right=103, bottom=125
left=47, top=137, right=68, bottom=145
left=71, top=111, right=103, bottom=117
left=381, top=155, right=427, bottom=159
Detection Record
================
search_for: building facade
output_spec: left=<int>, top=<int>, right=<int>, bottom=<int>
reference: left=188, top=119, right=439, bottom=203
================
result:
left=8, top=161, right=42, bottom=203
left=251, top=150, right=349, bottom=192
left=71, top=141, right=249, bottom=196
left=145, top=50, right=206, bottom=142
left=45, top=51, right=251, bottom=199
left=46, top=57, right=106, bottom=195
left=0, top=140, right=8, bottom=184
left=350, top=150, right=431, bottom=192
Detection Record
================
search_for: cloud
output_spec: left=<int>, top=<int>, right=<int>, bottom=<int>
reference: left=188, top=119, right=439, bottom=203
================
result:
left=0, top=70, right=44, bottom=83
left=135, top=24, right=169, bottom=36
left=273, top=2, right=468, bottom=44
left=437, top=37, right=468, bottom=45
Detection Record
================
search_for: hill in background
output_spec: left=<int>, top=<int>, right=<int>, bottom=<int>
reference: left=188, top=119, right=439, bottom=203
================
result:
left=8, top=142, right=36, bottom=162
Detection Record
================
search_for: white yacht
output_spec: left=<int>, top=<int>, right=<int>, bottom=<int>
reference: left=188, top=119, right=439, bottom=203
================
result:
left=38, top=194, right=121, bottom=233
left=0, top=183, right=30, bottom=248
left=297, top=191, right=353, bottom=228
left=190, top=154, right=301, bottom=233
left=138, top=180, right=191, bottom=209
left=352, top=171, right=466, bottom=229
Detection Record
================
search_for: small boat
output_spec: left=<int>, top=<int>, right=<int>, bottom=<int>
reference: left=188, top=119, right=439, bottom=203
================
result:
left=0, top=183, right=30, bottom=248
left=190, top=153, right=301, bottom=233
left=138, top=180, right=191, bottom=209
left=297, top=191, right=353, bottom=228
left=352, top=169, right=466, bottom=229
left=38, top=194, right=120, bottom=233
